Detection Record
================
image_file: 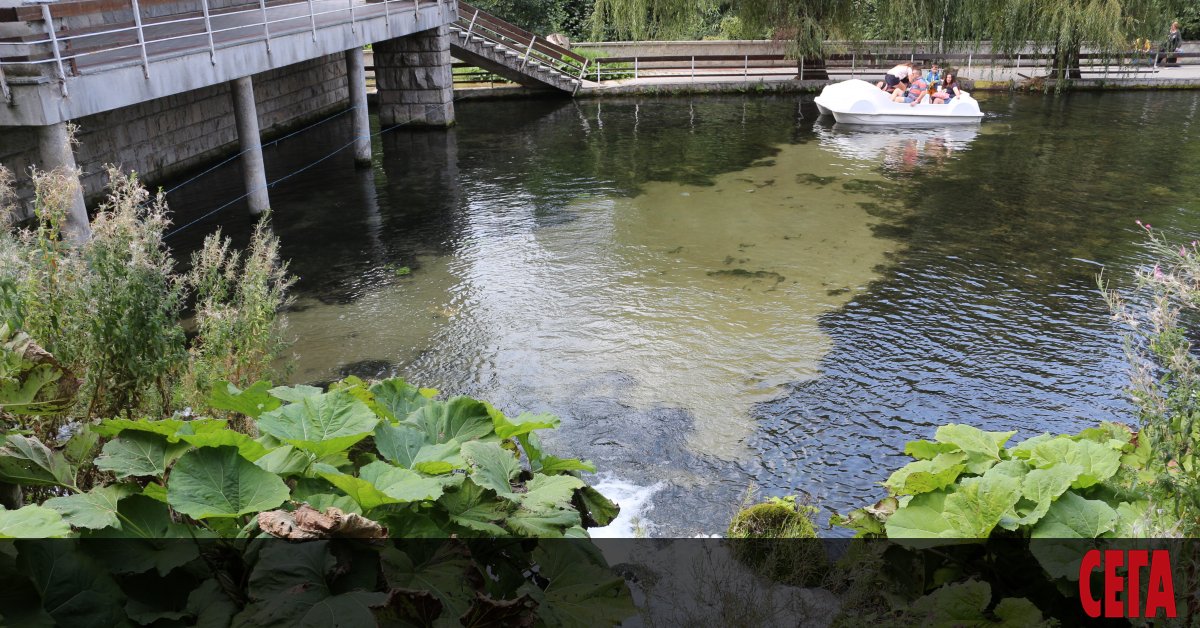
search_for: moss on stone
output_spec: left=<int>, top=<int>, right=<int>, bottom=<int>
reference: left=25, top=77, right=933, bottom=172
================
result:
left=727, top=496, right=827, bottom=587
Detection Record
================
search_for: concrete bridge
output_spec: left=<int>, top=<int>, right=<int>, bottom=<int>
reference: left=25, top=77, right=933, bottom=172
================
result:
left=0, top=0, right=584, bottom=242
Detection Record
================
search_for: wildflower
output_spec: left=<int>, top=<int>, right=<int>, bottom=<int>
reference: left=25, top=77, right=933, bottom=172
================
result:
left=1153, top=264, right=1165, bottom=280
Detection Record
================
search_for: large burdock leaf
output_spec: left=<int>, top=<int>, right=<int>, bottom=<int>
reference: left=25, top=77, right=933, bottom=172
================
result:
left=934, top=424, right=1015, bottom=474
left=1014, top=465, right=1081, bottom=527
left=486, top=405, right=560, bottom=439
left=44, top=484, right=136, bottom=530
left=168, top=446, right=289, bottom=519
left=92, top=417, right=226, bottom=440
left=521, top=474, right=585, bottom=511
left=1030, top=492, right=1118, bottom=539
left=370, top=378, right=436, bottom=422
left=1028, top=438, right=1121, bottom=489
left=208, top=380, right=281, bottom=418
left=236, top=541, right=387, bottom=627
left=461, top=441, right=519, bottom=500
left=576, top=486, right=620, bottom=527
left=359, top=461, right=445, bottom=503
left=257, top=390, right=379, bottom=458
left=95, top=432, right=189, bottom=479
left=884, top=452, right=967, bottom=495
left=407, top=397, right=494, bottom=445
left=374, top=422, right=428, bottom=468
left=506, top=507, right=581, bottom=537
left=520, top=544, right=636, bottom=626
left=942, top=473, right=1021, bottom=537
left=884, top=490, right=961, bottom=539
left=0, top=435, right=76, bottom=488
left=440, top=479, right=509, bottom=535
left=0, top=504, right=71, bottom=538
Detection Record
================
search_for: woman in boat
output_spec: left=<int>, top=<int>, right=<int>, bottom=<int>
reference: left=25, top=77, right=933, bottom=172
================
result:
left=878, top=62, right=913, bottom=91
left=934, top=72, right=963, bottom=103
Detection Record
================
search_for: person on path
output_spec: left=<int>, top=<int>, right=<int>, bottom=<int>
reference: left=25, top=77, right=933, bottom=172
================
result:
left=1156, top=21, right=1183, bottom=67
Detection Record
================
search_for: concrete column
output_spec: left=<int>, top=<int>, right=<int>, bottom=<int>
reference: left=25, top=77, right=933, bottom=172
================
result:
left=346, top=47, right=372, bottom=167
left=374, top=25, right=455, bottom=128
left=37, top=122, right=91, bottom=244
left=230, top=76, right=270, bottom=214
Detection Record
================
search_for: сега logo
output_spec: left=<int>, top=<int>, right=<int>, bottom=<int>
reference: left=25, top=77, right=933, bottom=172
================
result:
left=1079, top=549, right=1176, bottom=619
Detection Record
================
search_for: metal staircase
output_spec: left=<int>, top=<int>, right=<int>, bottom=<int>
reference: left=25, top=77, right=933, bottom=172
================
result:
left=450, top=1, right=591, bottom=94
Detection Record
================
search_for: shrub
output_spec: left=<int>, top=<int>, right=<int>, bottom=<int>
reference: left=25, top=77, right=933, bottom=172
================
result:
left=727, top=495, right=826, bottom=587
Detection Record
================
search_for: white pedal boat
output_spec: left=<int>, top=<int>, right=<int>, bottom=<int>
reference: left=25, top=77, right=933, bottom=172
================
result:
left=814, top=79, right=983, bottom=125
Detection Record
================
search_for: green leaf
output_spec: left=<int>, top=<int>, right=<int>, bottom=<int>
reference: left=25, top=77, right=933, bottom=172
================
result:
left=538, top=456, right=597, bottom=474
left=141, top=482, right=167, bottom=503
left=1028, top=438, right=1121, bottom=489
left=506, top=507, right=581, bottom=537
left=1015, top=464, right=1081, bottom=527
left=92, top=417, right=226, bottom=440
left=0, top=505, right=71, bottom=538
left=1010, top=433, right=1054, bottom=460
left=461, top=441, right=520, bottom=500
left=576, top=486, right=620, bottom=527
left=942, top=472, right=1022, bottom=537
left=167, top=446, right=289, bottom=519
left=18, top=542, right=126, bottom=626
left=257, top=389, right=379, bottom=458
left=370, top=378, right=434, bottom=422
left=87, top=494, right=204, bottom=541
left=994, top=597, right=1049, bottom=625
left=0, top=434, right=76, bottom=488
left=237, top=541, right=386, bottom=627
left=407, top=397, right=495, bottom=444
left=522, top=544, right=636, bottom=626
left=208, top=380, right=281, bottom=418
left=487, top=405, right=560, bottom=439
left=61, top=427, right=99, bottom=466
left=884, top=452, right=968, bottom=495
left=1030, top=491, right=1118, bottom=539
left=44, top=484, right=136, bottom=530
left=268, top=384, right=324, bottom=403
left=903, top=439, right=960, bottom=460
left=905, top=580, right=991, bottom=626
left=298, top=493, right=362, bottom=515
left=374, top=422, right=428, bottom=467
left=359, top=461, right=446, bottom=503
left=440, top=479, right=510, bottom=535
left=94, top=431, right=189, bottom=479
left=522, top=474, right=586, bottom=511
left=885, top=490, right=961, bottom=539
left=381, top=543, right=475, bottom=620
left=411, top=442, right=465, bottom=474
left=313, top=463, right=405, bottom=511
left=253, top=445, right=313, bottom=476
left=176, top=429, right=270, bottom=461
left=1109, top=500, right=1150, bottom=538
left=934, top=424, right=1014, bottom=474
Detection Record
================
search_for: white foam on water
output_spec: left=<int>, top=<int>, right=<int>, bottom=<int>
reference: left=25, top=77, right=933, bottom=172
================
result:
left=589, top=476, right=664, bottom=538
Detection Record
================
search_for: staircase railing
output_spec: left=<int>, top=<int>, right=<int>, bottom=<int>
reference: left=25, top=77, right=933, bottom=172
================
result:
left=453, top=1, right=588, bottom=83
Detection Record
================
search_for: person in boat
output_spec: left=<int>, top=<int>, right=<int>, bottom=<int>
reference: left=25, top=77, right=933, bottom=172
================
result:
left=923, top=63, right=943, bottom=83
left=878, top=62, right=913, bottom=91
left=930, top=72, right=962, bottom=104
left=892, top=66, right=927, bottom=103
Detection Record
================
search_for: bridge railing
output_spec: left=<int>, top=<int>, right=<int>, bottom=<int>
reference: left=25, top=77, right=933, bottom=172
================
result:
left=0, top=0, right=445, bottom=93
left=453, top=1, right=588, bottom=80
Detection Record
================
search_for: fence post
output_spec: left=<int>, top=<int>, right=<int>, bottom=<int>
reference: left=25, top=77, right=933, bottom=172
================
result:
left=1016, top=53, right=1021, bottom=69
left=130, top=0, right=150, bottom=77
left=413, top=0, right=419, bottom=22
left=800, top=57, right=804, bottom=80
left=38, top=3, right=68, bottom=95
left=744, top=54, right=748, bottom=78
left=967, top=52, right=972, bottom=76
left=634, top=56, right=638, bottom=80
left=851, top=51, right=855, bottom=78
left=349, top=0, right=356, bottom=32
left=201, top=0, right=217, bottom=63
left=257, top=0, right=270, bottom=51
left=0, top=65, right=10, bottom=105
left=690, top=55, right=694, bottom=81
left=578, top=58, right=589, bottom=82
left=383, top=0, right=391, bottom=34
left=308, top=0, right=317, bottom=40
left=596, top=61, right=600, bottom=83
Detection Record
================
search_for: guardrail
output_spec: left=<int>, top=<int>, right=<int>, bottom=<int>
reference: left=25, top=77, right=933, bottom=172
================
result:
left=0, top=0, right=445, bottom=95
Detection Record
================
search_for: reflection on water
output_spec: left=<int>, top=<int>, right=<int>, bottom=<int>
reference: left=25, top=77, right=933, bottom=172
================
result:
left=163, top=92, right=1200, bottom=535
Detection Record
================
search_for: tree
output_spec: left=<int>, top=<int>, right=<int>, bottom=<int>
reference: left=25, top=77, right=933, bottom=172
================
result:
left=590, top=0, right=1186, bottom=81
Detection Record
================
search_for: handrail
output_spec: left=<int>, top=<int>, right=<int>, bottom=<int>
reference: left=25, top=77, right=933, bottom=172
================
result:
left=0, top=0, right=431, bottom=73
left=453, top=0, right=586, bottom=81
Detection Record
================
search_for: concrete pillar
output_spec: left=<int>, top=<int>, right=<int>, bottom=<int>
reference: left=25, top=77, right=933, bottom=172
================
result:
left=374, top=25, right=455, bottom=128
left=37, top=122, right=91, bottom=244
left=230, top=76, right=270, bottom=214
left=346, top=47, right=372, bottom=167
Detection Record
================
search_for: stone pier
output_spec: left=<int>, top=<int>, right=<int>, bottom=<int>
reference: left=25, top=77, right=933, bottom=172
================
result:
left=374, top=26, right=456, bottom=127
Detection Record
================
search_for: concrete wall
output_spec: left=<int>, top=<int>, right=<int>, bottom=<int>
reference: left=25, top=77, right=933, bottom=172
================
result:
left=1, top=52, right=348, bottom=216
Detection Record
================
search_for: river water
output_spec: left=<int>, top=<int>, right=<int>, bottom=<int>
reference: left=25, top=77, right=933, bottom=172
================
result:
left=164, top=90, right=1200, bottom=536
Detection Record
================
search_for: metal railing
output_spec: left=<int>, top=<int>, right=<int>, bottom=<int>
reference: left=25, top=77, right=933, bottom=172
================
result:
left=450, top=1, right=586, bottom=85
left=0, top=0, right=446, bottom=85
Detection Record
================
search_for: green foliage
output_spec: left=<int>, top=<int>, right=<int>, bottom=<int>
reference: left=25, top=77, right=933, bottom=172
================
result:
left=726, top=495, right=826, bottom=587
left=835, top=423, right=1147, bottom=543
left=1103, top=226, right=1200, bottom=536
left=0, top=167, right=291, bottom=435
left=180, top=219, right=293, bottom=414
left=0, top=376, right=634, bottom=625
